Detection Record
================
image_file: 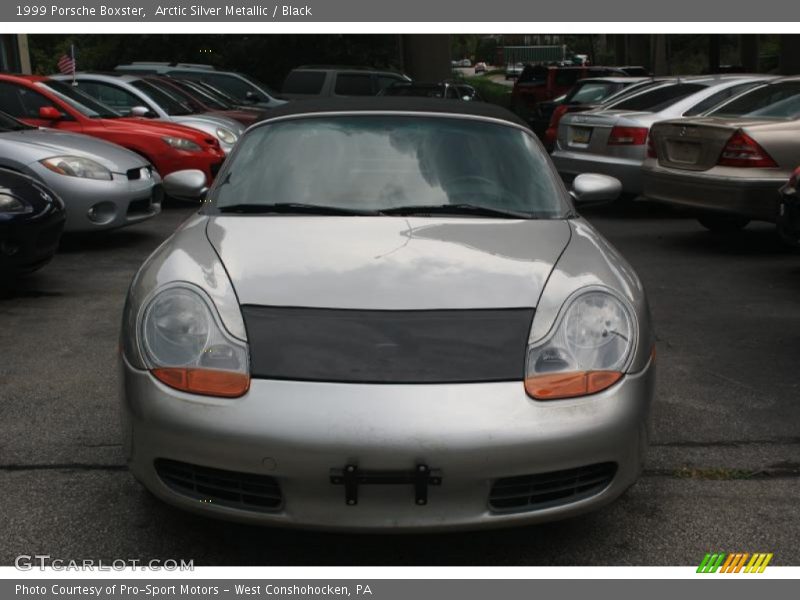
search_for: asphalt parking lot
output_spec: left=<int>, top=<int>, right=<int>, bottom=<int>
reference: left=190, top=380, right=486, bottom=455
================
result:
left=1, top=201, right=799, bottom=566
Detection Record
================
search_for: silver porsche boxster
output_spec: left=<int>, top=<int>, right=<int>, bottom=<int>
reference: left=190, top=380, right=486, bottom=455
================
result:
left=120, top=99, right=655, bottom=531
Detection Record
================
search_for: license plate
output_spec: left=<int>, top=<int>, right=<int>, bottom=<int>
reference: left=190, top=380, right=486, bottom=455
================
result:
left=570, top=126, right=592, bottom=144
left=667, top=141, right=701, bottom=164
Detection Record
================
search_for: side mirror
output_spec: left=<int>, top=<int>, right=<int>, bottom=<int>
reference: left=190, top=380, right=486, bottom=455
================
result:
left=570, top=173, right=622, bottom=204
left=163, top=169, right=208, bottom=201
left=130, top=106, right=153, bottom=118
left=38, top=106, right=62, bottom=120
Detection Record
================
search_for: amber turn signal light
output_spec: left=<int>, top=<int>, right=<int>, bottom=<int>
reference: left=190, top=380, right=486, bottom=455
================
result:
left=525, top=370, right=623, bottom=400
left=151, top=368, right=250, bottom=398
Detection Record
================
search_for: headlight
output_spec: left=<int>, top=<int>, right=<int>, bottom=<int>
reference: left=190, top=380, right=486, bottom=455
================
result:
left=525, top=289, right=635, bottom=400
left=139, top=285, right=249, bottom=397
left=162, top=136, right=202, bottom=152
left=216, top=127, right=237, bottom=145
left=0, top=193, right=27, bottom=213
left=41, top=156, right=112, bottom=181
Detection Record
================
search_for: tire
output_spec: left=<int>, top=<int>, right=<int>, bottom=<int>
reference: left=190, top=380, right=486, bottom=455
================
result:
left=697, top=214, right=750, bottom=233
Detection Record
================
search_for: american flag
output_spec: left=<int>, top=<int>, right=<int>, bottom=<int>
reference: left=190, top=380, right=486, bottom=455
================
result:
left=57, top=48, right=76, bottom=75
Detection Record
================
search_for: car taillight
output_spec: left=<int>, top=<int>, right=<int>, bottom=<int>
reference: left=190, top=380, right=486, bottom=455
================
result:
left=548, top=104, right=569, bottom=129
left=607, top=126, right=649, bottom=146
left=790, top=166, right=800, bottom=189
left=646, top=135, right=658, bottom=159
left=784, top=166, right=800, bottom=195
left=717, top=130, right=778, bottom=168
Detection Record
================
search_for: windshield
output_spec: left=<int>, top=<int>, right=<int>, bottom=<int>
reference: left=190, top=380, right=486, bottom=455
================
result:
left=37, top=81, right=120, bottom=118
left=709, top=82, right=800, bottom=119
left=193, top=80, right=240, bottom=105
left=566, top=81, right=624, bottom=104
left=608, top=83, right=706, bottom=112
left=173, top=80, right=231, bottom=110
left=210, top=116, right=568, bottom=218
left=0, top=110, right=33, bottom=132
left=130, top=80, right=193, bottom=116
left=240, top=73, right=279, bottom=98
left=142, top=79, right=203, bottom=113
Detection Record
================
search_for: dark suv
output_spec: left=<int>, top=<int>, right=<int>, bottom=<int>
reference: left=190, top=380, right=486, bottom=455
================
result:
left=281, top=66, right=410, bottom=99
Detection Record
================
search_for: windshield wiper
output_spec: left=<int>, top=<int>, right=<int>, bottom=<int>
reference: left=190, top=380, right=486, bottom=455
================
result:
left=379, top=204, right=533, bottom=219
left=216, top=203, right=380, bottom=216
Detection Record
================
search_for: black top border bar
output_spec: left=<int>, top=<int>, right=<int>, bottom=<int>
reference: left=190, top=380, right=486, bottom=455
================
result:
left=2, top=0, right=795, bottom=22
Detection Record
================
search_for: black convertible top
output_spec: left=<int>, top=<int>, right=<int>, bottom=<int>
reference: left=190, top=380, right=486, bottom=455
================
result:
left=254, top=97, right=529, bottom=129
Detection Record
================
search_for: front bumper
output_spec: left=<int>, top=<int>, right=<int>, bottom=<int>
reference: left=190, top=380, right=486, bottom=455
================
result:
left=642, top=166, right=785, bottom=222
left=0, top=210, right=65, bottom=275
left=121, top=356, right=654, bottom=531
left=551, top=149, right=644, bottom=195
left=32, top=166, right=163, bottom=233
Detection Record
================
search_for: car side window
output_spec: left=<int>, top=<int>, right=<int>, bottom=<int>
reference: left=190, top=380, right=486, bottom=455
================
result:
left=15, top=86, right=58, bottom=119
left=0, top=82, right=27, bottom=118
left=75, top=81, right=142, bottom=114
left=334, top=74, right=375, bottom=96
left=282, top=71, right=326, bottom=94
left=376, top=75, right=403, bottom=92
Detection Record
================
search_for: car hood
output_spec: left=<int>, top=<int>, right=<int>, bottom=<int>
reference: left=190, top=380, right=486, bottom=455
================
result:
left=0, top=128, right=148, bottom=172
left=104, top=117, right=217, bottom=142
left=172, top=114, right=244, bottom=135
left=206, top=216, right=572, bottom=310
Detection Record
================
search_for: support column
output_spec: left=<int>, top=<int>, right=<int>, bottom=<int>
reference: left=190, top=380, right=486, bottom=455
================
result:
left=400, top=34, right=451, bottom=81
left=708, top=35, right=721, bottom=74
left=779, top=34, right=800, bottom=75
left=652, top=34, right=668, bottom=76
left=740, top=34, right=760, bottom=73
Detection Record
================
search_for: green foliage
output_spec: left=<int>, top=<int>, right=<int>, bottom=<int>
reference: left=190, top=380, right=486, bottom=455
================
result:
left=464, top=76, right=512, bottom=109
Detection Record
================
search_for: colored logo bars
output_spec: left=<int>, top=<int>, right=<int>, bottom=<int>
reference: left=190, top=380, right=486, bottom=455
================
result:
left=697, top=552, right=773, bottom=573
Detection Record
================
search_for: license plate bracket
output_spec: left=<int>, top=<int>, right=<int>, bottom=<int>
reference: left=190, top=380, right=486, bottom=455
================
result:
left=570, top=126, right=592, bottom=144
left=667, top=140, right=701, bottom=164
left=330, top=463, right=442, bottom=506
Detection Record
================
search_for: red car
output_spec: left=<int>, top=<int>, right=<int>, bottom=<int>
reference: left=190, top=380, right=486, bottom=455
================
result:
left=0, top=74, right=224, bottom=190
left=144, top=76, right=268, bottom=127
left=511, top=65, right=642, bottom=123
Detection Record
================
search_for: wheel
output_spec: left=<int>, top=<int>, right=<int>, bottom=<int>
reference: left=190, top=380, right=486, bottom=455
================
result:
left=697, top=214, right=750, bottom=233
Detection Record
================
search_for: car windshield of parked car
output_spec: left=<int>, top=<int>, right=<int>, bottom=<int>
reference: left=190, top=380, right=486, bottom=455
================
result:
left=175, top=81, right=231, bottom=110
left=130, top=80, right=193, bottom=116
left=567, top=81, right=624, bottom=104
left=37, top=80, right=120, bottom=118
left=240, top=73, right=280, bottom=98
left=210, top=116, right=568, bottom=218
left=517, top=65, right=547, bottom=84
left=144, top=79, right=205, bottom=112
left=0, top=110, right=33, bottom=131
left=709, top=82, right=800, bottom=119
left=607, top=83, right=706, bottom=112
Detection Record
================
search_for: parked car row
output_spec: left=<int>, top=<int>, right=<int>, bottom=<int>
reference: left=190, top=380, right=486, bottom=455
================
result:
left=0, top=62, right=426, bottom=280
left=544, top=73, right=800, bottom=236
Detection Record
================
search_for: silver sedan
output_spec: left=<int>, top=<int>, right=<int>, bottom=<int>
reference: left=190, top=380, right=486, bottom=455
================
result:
left=551, top=75, right=773, bottom=196
left=643, top=77, right=800, bottom=232
left=120, top=100, right=655, bottom=531
left=0, top=111, right=161, bottom=232
left=52, top=73, right=244, bottom=154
